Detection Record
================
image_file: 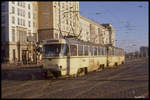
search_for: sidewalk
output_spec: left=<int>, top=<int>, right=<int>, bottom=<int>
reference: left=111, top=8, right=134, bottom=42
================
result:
left=1, top=63, right=43, bottom=70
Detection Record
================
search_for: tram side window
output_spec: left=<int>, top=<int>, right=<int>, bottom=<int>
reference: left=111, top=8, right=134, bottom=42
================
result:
left=70, top=45, right=77, bottom=56
left=114, top=49, right=116, bottom=56
left=122, top=50, right=124, bottom=56
left=60, top=44, right=69, bottom=56
left=117, top=50, right=118, bottom=56
left=109, top=49, right=111, bottom=56
left=117, top=50, right=119, bottom=56
left=103, top=48, right=105, bottom=55
left=105, top=48, right=107, bottom=55
left=78, top=45, right=83, bottom=56
left=112, top=48, right=114, bottom=55
left=84, top=46, right=88, bottom=56
left=90, top=47, right=93, bottom=56
left=94, top=47, right=97, bottom=56
left=98, top=47, right=101, bottom=56
left=101, top=48, right=103, bottom=55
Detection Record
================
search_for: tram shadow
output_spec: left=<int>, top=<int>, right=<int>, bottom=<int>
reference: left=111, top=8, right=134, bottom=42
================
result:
left=1, top=66, right=45, bottom=81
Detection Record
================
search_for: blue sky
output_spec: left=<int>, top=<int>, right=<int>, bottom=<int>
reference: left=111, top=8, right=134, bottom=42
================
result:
left=79, top=1, right=148, bottom=53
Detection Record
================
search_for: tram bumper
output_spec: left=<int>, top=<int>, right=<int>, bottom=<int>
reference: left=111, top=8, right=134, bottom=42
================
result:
left=41, top=66, right=61, bottom=78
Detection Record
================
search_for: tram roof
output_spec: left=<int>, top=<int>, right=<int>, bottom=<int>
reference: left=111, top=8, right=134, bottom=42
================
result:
left=64, top=38, right=106, bottom=47
left=41, top=38, right=124, bottom=51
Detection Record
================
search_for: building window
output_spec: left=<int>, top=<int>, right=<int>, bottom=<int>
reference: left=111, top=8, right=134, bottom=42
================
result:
left=18, top=18, right=19, bottom=25
left=28, top=12, right=30, bottom=18
left=45, top=6, right=48, bottom=11
left=62, top=3, right=64, bottom=8
left=45, top=14, right=48, bottom=19
left=12, top=2, right=15, bottom=4
left=12, top=29, right=15, bottom=42
left=17, top=8, right=19, bottom=16
left=28, top=4, right=30, bottom=9
left=20, top=9, right=23, bottom=17
left=22, top=10, right=25, bottom=17
left=21, top=18, right=22, bottom=26
left=45, top=22, right=48, bottom=26
left=23, top=19, right=25, bottom=26
left=12, top=6, right=15, bottom=14
left=55, top=34, right=58, bottom=39
left=28, top=21, right=31, bottom=27
left=12, top=16, right=15, bottom=24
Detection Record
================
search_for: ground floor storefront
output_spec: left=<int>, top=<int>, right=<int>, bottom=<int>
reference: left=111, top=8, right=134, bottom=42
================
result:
left=1, top=42, right=40, bottom=64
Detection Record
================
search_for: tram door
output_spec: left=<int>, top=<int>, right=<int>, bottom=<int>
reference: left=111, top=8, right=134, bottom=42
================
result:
left=66, top=44, right=70, bottom=75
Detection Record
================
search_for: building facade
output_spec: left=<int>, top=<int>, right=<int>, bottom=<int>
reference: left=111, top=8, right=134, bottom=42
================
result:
left=79, top=15, right=90, bottom=41
left=38, top=1, right=80, bottom=42
left=1, top=1, right=115, bottom=63
left=101, top=24, right=115, bottom=46
left=1, top=1, right=38, bottom=63
left=79, top=15, right=115, bottom=46
left=140, top=46, right=149, bottom=57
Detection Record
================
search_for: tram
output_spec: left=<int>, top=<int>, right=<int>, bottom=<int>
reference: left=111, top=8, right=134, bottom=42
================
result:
left=41, top=38, right=125, bottom=78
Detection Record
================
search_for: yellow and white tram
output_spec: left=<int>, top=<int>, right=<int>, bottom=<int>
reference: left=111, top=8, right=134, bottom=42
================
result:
left=41, top=38, right=125, bottom=78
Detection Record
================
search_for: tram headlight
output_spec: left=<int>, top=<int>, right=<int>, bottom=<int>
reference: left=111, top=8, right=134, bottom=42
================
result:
left=59, top=66, right=62, bottom=69
left=57, top=65, right=62, bottom=69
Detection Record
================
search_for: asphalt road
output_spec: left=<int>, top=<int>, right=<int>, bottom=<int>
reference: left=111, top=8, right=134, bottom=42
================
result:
left=1, top=57, right=149, bottom=98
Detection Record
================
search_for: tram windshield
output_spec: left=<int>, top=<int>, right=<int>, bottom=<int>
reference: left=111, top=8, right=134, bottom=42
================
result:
left=43, top=44, right=69, bottom=57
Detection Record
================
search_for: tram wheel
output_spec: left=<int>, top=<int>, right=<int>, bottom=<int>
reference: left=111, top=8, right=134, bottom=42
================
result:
left=77, top=68, right=85, bottom=77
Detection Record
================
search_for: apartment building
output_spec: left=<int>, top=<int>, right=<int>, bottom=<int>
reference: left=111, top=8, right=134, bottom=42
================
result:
left=38, top=1, right=80, bottom=41
left=79, top=15, right=115, bottom=46
left=1, top=1, right=38, bottom=63
left=79, top=15, right=90, bottom=41
left=102, top=24, right=115, bottom=46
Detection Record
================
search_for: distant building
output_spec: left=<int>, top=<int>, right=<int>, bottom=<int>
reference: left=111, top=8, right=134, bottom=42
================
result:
left=140, top=46, right=149, bottom=57
left=101, top=24, right=115, bottom=46
left=79, top=15, right=115, bottom=46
